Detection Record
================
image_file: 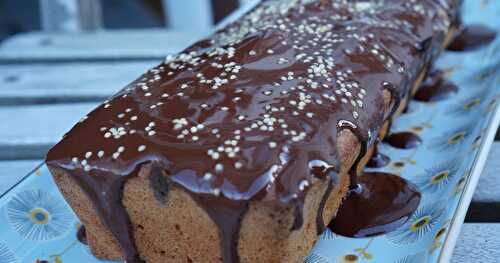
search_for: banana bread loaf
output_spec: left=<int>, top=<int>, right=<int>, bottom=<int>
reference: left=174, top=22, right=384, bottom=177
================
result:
left=46, top=0, right=460, bottom=262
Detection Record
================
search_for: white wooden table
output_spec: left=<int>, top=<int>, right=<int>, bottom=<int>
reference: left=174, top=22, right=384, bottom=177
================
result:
left=0, top=2, right=499, bottom=262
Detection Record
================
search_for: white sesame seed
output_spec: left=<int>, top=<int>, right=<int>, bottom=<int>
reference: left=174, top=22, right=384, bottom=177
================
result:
left=97, top=151, right=104, bottom=158
left=269, top=141, right=277, bottom=148
left=298, top=180, right=309, bottom=191
left=215, top=163, right=224, bottom=173
left=138, top=145, right=146, bottom=152
left=234, top=162, right=243, bottom=169
left=203, top=172, right=213, bottom=181
left=85, top=151, right=92, bottom=159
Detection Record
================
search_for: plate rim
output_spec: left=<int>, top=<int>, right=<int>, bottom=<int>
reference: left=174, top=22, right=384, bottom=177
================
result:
left=438, top=102, right=500, bottom=263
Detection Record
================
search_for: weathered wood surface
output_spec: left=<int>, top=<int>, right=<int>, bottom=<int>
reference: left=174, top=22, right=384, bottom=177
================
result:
left=451, top=223, right=500, bottom=263
left=162, top=0, right=214, bottom=31
left=0, top=29, right=204, bottom=62
left=473, top=144, right=500, bottom=203
left=465, top=142, right=500, bottom=223
left=0, top=103, right=96, bottom=159
left=0, top=160, right=41, bottom=195
left=39, top=0, right=102, bottom=32
left=0, top=61, right=156, bottom=105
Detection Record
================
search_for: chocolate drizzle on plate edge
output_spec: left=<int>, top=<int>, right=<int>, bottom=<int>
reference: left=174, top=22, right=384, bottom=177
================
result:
left=447, top=24, right=497, bottom=52
left=45, top=0, right=460, bottom=262
left=77, top=225, right=88, bottom=245
left=414, top=70, right=458, bottom=102
left=384, top=132, right=423, bottom=149
left=329, top=172, right=421, bottom=237
left=367, top=144, right=391, bottom=168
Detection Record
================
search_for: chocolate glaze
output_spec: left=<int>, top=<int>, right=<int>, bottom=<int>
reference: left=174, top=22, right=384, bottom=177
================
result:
left=329, top=172, right=421, bottom=237
left=192, top=195, right=249, bottom=263
left=291, top=202, right=305, bottom=231
left=414, top=70, right=458, bottom=102
left=447, top=24, right=497, bottom=51
left=384, top=132, right=422, bottom=149
left=77, top=225, right=88, bottom=245
left=367, top=145, right=391, bottom=168
left=316, top=180, right=334, bottom=235
left=45, top=0, right=459, bottom=262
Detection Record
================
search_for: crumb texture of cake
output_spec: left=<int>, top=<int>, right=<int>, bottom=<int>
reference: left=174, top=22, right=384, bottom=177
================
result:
left=46, top=0, right=460, bottom=262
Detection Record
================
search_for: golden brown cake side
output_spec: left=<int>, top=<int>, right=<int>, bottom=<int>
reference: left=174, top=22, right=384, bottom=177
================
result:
left=46, top=0, right=461, bottom=262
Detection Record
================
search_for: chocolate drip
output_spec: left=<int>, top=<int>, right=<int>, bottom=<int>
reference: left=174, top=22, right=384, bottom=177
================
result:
left=77, top=225, right=88, bottom=245
left=316, top=181, right=334, bottom=235
left=329, top=172, right=421, bottom=237
left=149, top=167, right=170, bottom=204
left=367, top=145, right=390, bottom=168
left=291, top=201, right=305, bottom=231
left=414, top=70, right=458, bottom=102
left=447, top=25, right=497, bottom=51
left=48, top=164, right=145, bottom=263
left=384, top=132, right=422, bottom=149
left=45, top=0, right=460, bottom=261
left=192, top=195, right=249, bottom=263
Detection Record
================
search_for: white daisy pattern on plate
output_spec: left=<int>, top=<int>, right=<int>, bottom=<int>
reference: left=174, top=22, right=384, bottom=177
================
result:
left=6, top=189, right=74, bottom=241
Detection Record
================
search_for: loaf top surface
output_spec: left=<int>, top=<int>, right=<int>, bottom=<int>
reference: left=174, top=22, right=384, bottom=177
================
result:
left=47, top=0, right=455, bottom=203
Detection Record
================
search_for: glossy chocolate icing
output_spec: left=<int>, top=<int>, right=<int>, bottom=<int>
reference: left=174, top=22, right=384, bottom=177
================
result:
left=384, top=132, right=422, bottom=149
left=414, top=69, right=458, bottom=102
left=77, top=225, right=88, bottom=245
left=367, top=144, right=391, bottom=168
left=447, top=24, right=497, bottom=51
left=46, top=0, right=459, bottom=262
left=329, top=172, right=421, bottom=237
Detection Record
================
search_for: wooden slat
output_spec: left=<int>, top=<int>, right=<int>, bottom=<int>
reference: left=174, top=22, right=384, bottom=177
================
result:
left=162, top=0, right=214, bottom=31
left=451, top=223, right=500, bottom=263
left=39, top=0, right=80, bottom=32
left=0, top=160, right=42, bottom=195
left=0, top=103, right=97, bottom=159
left=76, top=0, right=103, bottom=31
left=0, top=61, right=156, bottom=105
left=39, top=0, right=102, bottom=32
left=0, top=29, right=203, bottom=62
left=472, top=143, right=500, bottom=203
left=465, top=141, right=500, bottom=222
